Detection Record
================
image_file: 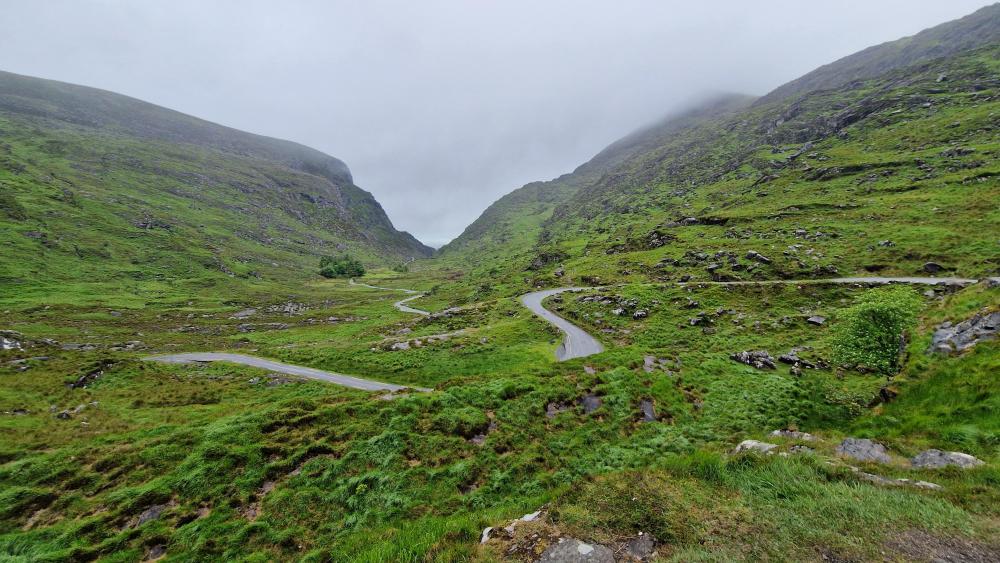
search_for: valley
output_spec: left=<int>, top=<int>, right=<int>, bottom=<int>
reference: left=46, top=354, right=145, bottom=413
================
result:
left=1, top=4, right=999, bottom=562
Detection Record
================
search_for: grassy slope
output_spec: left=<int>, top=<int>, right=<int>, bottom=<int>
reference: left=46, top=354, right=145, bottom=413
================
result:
left=0, top=71, right=432, bottom=307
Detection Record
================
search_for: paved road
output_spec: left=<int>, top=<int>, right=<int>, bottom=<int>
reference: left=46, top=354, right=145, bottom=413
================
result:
left=687, top=276, right=979, bottom=287
left=520, top=288, right=605, bottom=362
left=145, top=352, right=431, bottom=392
left=349, top=279, right=430, bottom=315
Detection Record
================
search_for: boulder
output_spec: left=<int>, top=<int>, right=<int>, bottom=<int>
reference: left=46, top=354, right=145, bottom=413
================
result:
left=733, top=440, right=778, bottom=455
left=730, top=350, right=776, bottom=370
left=806, top=316, right=826, bottom=326
left=0, top=331, right=23, bottom=351
left=632, top=310, right=648, bottom=319
left=929, top=311, right=999, bottom=355
left=911, top=449, right=984, bottom=469
left=622, top=533, right=657, bottom=560
left=639, top=399, right=656, bottom=422
left=922, top=262, right=944, bottom=273
left=836, top=438, right=891, bottom=464
left=538, top=538, right=615, bottom=563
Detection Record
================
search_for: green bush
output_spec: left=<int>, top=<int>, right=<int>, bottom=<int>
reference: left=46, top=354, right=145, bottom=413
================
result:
left=319, top=254, right=365, bottom=279
left=832, top=286, right=921, bottom=375
left=391, top=262, right=409, bottom=273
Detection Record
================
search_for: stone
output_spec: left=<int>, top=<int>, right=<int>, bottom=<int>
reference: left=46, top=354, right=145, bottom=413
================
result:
left=929, top=311, right=999, bottom=355
left=136, top=504, right=168, bottom=526
left=643, top=356, right=656, bottom=373
left=922, top=262, right=944, bottom=273
left=538, top=538, right=615, bottom=563
left=789, top=445, right=814, bottom=454
left=230, top=308, right=258, bottom=319
left=145, top=545, right=167, bottom=560
left=640, top=399, right=656, bottom=422
left=745, top=250, right=772, bottom=264
left=836, top=438, right=891, bottom=464
left=0, top=331, right=24, bottom=351
left=546, top=402, right=569, bottom=419
left=391, top=341, right=411, bottom=351
left=730, top=350, right=776, bottom=370
left=480, top=527, right=493, bottom=544
left=770, top=429, right=815, bottom=441
left=911, top=449, right=984, bottom=469
left=580, top=394, right=602, bottom=414
left=806, top=316, right=826, bottom=326
left=733, top=440, right=778, bottom=455
left=622, top=533, right=656, bottom=560
left=632, top=310, right=648, bottom=319
left=612, top=308, right=625, bottom=316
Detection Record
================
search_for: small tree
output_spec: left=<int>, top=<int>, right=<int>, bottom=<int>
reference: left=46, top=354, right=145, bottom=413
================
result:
left=832, top=286, right=921, bottom=376
left=319, top=254, right=365, bottom=279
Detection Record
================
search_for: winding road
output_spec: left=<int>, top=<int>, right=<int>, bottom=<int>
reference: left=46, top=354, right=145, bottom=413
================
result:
left=145, top=352, right=431, bottom=392
left=349, top=279, right=431, bottom=315
left=145, top=276, right=988, bottom=390
left=520, top=288, right=605, bottom=361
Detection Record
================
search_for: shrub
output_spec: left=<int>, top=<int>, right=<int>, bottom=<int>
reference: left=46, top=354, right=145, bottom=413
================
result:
left=832, top=286, right=921, bottom=375
left=319, top=254, right=365, bottom=279
left=391, top=263, right=409, bottom=273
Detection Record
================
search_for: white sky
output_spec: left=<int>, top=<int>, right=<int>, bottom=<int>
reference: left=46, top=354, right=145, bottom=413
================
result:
left=1, top=0, right=993, bottom=246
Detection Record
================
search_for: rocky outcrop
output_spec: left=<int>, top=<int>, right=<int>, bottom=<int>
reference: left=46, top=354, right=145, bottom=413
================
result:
left=929, top=311, right=999, bottom=355
left=733, top=440, right=778, bottom=455
left=730, top=350, right=777, bottom=370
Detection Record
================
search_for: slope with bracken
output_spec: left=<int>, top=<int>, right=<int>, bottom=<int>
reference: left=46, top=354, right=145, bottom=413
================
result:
left=0, top=71, right=432, bottom=305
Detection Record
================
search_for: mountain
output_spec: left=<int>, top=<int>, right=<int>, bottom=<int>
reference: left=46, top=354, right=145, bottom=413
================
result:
left=438, top=6, right=1000, bottom=299
left=0, top=71, right=432, bottom=300
left=759, top=2, right=1000, bottom=104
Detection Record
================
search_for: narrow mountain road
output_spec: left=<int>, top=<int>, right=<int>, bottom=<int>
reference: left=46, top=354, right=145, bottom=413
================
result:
left=145, top=352, right=430, bottom=392
left=519, top=276, right=984, bottom=362
left=349, top=279, right=430, bottom=315
left=520, top=288, right=605, bottom=361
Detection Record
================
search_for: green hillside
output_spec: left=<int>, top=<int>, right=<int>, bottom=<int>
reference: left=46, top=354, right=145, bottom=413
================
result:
left=0, top=70, right=432, bottom=306
left=1, top=5, right=999, bottom=563
left=434, top=37, right=999, bottom=303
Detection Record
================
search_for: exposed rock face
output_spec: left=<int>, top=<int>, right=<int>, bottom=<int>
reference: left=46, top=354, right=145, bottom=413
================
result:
left=639, top=399, right=657, bottom=422
left=733, top=440, right=778, bottom=455
left=929, top=311, right=999, bottom=355
left=730, top=350, right=776, bottom=370
left=911, top=449, right=984, bottom=469
left=538, top=538, right=615, bottom=563
left=836, top=438, right=891, bottom=464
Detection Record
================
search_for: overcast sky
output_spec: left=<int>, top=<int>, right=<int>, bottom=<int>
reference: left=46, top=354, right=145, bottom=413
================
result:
left=0, top=1, right=993, bottom=246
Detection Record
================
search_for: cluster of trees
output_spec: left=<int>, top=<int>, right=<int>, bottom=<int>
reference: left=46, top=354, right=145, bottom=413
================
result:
left=319, top=254, right=365, bottom=279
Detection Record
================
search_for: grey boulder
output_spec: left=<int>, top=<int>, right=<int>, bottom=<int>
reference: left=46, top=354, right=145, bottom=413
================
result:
left=929, top=311, right=999, bottom=355
left=911, top=449, right=984, bottom=469
left=836, top=438, right=891, bottom=464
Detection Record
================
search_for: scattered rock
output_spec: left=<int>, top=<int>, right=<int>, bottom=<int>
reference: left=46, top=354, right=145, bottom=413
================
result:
left=911, top=449, right=984, bottom=470
left=745, top=250, right=772, bottom=264
left=806, top=315, right=826, bottom=326
left=929, top=311, right=999, bottom=355
left=538, top=538, right=615, bottom=563
left=546, top=402, right=570, bottom=419
left=770, top=429, right=815, bottom=441
left=0, top=330, right=24, bottom=351
left=639, top=399, right=656, bottom=422
left=229, top=308, right=258, bottom=320
left=733, top=440, right=778, bottom=455
left=836, top=438, right=891, bottom=464
left=135, top=504, right=168, bottom=527
left=622, top=532, right=657, bottom=561
left=855, top=469, right=942, bottom=491
left=145, top=545, right=167, bottom=561
left=730, top=350, right=776, bottom=370
left=580, top=394, right=602, bottom=414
